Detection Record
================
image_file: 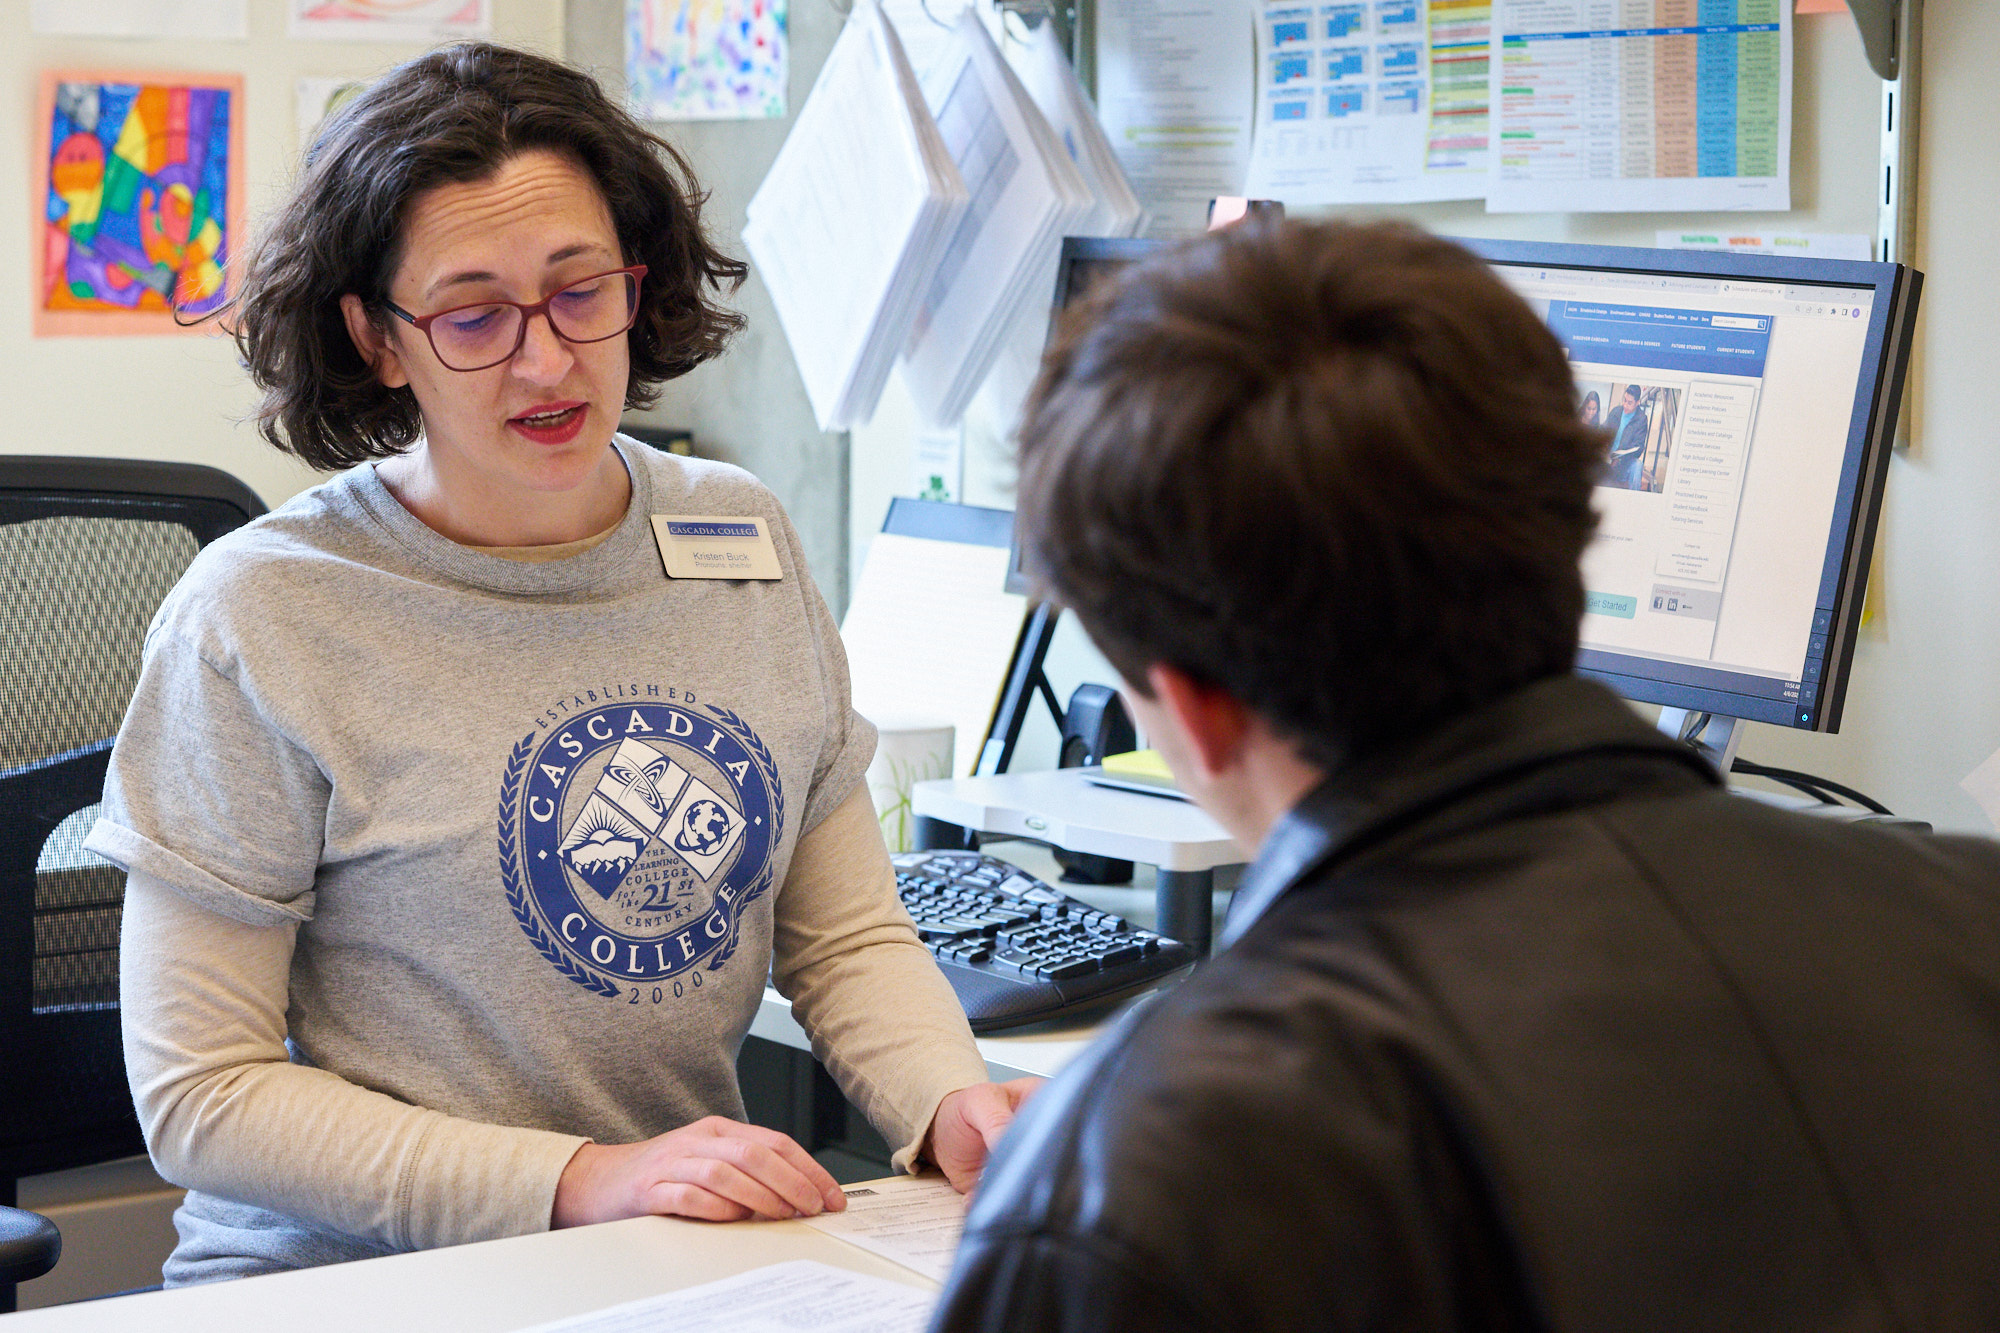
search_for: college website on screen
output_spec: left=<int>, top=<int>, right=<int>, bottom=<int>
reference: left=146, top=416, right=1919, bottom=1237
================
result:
left=1498, top=265, right=1876, bottom=704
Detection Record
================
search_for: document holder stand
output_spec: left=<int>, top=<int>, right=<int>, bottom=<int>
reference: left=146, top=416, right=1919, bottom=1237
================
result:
left=909, top=769, right=1243, bottom=957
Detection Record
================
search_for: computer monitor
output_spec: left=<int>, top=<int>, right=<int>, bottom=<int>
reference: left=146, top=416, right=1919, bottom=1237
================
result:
left=1018, top=235, right=1921, bottom=769
left=1465, top=240, right=1921, bottom=763
left=975, top=239, right=1162, bottom=775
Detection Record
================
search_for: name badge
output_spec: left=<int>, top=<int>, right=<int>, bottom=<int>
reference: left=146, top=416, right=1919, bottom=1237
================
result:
left=651, top=515, right=784, bottom=580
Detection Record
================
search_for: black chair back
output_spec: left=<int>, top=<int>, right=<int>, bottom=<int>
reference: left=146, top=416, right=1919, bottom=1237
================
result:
left=0, top=457, right=265, bottom=1310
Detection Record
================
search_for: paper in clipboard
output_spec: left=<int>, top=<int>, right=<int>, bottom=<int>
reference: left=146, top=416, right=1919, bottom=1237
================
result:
left=841, top=500, right=1026, bottom=781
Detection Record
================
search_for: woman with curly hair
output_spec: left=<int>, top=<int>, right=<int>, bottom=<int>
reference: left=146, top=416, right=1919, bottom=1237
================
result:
left=86, top=42, right=1026, bottom=1285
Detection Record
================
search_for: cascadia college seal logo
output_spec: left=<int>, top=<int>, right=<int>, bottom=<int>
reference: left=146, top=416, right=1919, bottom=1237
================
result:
left=498, top=698, right=784, bottom=1000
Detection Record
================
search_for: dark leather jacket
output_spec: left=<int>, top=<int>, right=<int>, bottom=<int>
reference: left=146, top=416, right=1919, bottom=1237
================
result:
left=933, top=675, right=2000, bottom=1331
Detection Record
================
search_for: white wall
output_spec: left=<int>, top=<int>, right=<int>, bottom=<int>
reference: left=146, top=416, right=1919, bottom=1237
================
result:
left=854, top=6, right=2000, bottom=832
left=1794, top=0, right=2000, bottom=836
left=0, top=0, right=566, bottom=512
left=7, top=2, right=1998, bottom=830
left=566, top=0, right=854, bottom=607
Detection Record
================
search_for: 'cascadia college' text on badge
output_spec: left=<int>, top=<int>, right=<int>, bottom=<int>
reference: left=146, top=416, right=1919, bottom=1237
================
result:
left=498, top=700, right=784, bottom=1000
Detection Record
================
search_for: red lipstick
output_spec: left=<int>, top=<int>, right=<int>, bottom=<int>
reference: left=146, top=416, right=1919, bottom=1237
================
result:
left=509, top=401, right=588, bottom=445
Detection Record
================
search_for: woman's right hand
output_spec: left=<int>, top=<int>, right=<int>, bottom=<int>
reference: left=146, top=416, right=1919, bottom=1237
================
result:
left=550, top=1117, right=848, bottom=1227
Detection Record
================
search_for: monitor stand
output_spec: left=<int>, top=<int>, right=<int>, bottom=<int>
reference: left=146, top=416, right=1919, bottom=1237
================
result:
left=1658, top=707, right=1745, bottom=773
left=1660, top=707, right=1932, bottom=832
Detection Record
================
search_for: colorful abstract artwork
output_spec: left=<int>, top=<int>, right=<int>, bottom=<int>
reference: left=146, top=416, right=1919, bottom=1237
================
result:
left=627, top=0, right=788, bottom=121
left=37, top=71, right=244, bottom=336
left=290, top=0, right=490, bottom=42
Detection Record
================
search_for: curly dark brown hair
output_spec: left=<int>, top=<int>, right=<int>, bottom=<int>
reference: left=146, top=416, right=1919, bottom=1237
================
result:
left=225, top=42, right=747, bottom=470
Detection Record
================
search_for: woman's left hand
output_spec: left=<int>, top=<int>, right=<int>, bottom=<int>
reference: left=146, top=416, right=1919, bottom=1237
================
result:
left=925, top=1078, right=1043, bottom=1193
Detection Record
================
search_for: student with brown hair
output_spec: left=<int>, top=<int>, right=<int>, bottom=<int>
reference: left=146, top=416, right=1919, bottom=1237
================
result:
left=931, top=219, right=2000, bottom=1331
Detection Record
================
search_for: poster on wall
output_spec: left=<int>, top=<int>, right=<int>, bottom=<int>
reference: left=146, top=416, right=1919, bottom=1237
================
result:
left=32, top=0, right=248, bottom=39
left=627, top=0, right=789, bottom=120
left=297, top=76, right=372, bottom=154
left=290, top=0, right=491, bottom=42
left=36, top=71, right=245, bottom=337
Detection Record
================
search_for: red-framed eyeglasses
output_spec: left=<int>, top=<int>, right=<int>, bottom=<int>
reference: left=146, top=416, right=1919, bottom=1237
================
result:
left=383, top=265, right=649, bottom=372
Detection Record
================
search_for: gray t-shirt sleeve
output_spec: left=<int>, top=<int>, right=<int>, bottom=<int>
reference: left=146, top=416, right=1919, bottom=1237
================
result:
left=773, top=504, right=878, bottom=838
left=84, top=625, right=327, bottom=925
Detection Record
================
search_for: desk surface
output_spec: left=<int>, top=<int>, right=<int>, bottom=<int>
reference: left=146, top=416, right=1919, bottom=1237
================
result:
left=753, top=986, right=1098, bottom=1082
left=910, top=769, right=1243, bottom=871
left=1, top=1208, right=931, bottom=1332
left=7, top=892, right=1110, bottom=1326
left=2, top=1001, right=1089, bottom=1330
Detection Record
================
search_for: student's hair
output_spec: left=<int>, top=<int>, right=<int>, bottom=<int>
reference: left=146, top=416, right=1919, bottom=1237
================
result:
left=1016, top=219, right=1604, bottom=768
left=225, top=42, right=746, bottom=470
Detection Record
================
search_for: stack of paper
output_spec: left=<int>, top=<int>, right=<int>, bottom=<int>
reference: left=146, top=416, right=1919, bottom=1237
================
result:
left=897, top=11, right=1097, bottom=430
left=841, top=529, right=1026, bottom=781
left=743, top=0, right=969, bottom=432
left=1011, top=21, right=1145, bottom=239
left=976, top=20, right=1149, bottom=420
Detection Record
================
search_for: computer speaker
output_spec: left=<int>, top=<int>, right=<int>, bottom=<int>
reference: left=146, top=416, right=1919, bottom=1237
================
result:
left=1055, top=685, right=1137, bottom=885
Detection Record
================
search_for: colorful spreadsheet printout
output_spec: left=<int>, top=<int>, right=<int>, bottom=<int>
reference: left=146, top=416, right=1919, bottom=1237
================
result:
left=1245, top=0, right=1492, bottom=204
left=1486, top=0, right=1789, bottom=211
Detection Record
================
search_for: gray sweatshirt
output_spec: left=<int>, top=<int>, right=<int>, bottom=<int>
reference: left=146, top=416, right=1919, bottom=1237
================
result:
left=87, top=440, right=988, bottom=1282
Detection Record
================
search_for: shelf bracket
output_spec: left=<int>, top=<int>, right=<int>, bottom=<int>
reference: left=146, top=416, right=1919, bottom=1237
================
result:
left=1847, top=0, right=1923, bottom=452
left=1855, top=0, right=1921, bottom=268
left=1847, top=0, right=1900, bottom=80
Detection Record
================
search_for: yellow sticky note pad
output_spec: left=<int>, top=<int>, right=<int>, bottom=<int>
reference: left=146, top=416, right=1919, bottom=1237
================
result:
left=1102, top=749, right=1175, bottom=782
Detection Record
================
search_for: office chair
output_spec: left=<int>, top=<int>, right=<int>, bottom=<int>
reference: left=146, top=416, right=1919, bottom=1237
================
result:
left=0, top=457, right=265, bottom=1312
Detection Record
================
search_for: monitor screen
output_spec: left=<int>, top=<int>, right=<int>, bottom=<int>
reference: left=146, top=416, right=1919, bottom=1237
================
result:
left=1467, top=240, right=1920, bottom=732
left=1044, top=235, right=1920, bottom=735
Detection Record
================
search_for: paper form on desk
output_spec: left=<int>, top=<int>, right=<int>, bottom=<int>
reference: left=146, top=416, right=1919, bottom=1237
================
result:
left=511, top=1259, right=933, bottom=1332
left=802, top=1174, right=970, bottom=1283
left=841, top=532, right=1026, bottom=780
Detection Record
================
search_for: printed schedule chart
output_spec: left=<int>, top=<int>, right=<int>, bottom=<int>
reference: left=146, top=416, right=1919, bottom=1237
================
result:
left=1245, top=0, right=1492, bottom=204
left=1488, top=0, right=1787, bottom=211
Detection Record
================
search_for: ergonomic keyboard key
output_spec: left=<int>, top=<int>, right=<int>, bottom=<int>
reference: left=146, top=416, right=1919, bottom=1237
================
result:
left=1040, top=958, right=1099, bottom=981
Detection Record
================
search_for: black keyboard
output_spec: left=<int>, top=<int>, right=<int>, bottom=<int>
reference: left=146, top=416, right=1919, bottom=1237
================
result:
left=894, top=850, right=1195, bottom=1032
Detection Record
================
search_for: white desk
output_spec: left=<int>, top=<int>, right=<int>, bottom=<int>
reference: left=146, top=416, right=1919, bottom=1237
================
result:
left=1, top=1000, right=1088, bottom=1329
left=911, top=768, right=1245, bottom=955
left=752, top=987, right=1095, bottom=1082
left=1, top=1205, right=931, bottom=1332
